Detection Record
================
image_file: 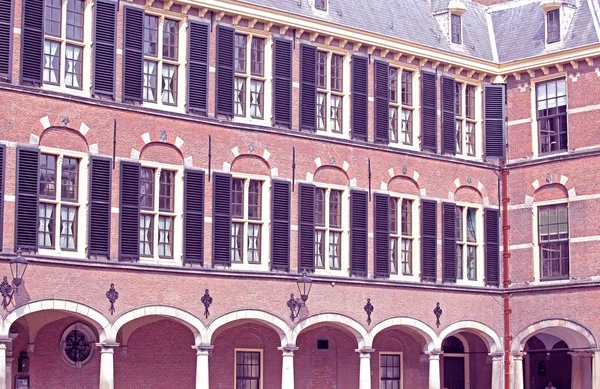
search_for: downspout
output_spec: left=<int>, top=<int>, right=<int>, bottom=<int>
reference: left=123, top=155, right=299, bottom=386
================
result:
left=502, top=165, right=511, bottom=389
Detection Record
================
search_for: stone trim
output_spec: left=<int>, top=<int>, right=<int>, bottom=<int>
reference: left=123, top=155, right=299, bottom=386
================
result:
left=437, top=320, right=503, bottom=353
left=291, top=313, right=369, bottom=349
left=511, top=318, right=597, bottom=352
left=369, top=317, right=437, bottom=352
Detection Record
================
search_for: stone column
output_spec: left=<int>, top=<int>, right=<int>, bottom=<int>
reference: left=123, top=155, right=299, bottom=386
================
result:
left=278, top=346, right=298, bottom=389
left=0, top=342, right=8, bottom=389
left=580, top=352, right=593, bottom=389
left=512, top=353, right=525, bottom=389
left=427, top=351, right=442, bottom=389
left=5, top=334, right=17, bottom=389
left=490, top=353, right=503, bottom=389
left=592, top=350, right=600, bottom=389
left=195, top=345, right=213, bottom=389
left=570, top=351, right=593, bottom=389
left=97, top=343, right=118, bottom=389
left=356, top=348, right=374, bottom=389
left=570, top=352, right=583, bottom=389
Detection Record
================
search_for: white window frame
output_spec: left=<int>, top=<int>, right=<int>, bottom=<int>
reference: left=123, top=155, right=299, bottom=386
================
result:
left=454, top=78, right=482, bottom=160
left=379, top=352, right=404, bottom=389
left=388, top=194, right=420, bottom=282
left=141, top=10, right=187, bottom=113
left=60, top=322, right=97, bottom=368
left=388, top=65, right=419, bottom=151
left=42, top=0, right=93, bottom=96
left=315, top=45, right=350, bottom=139
left=313, top=183, right=349, bottom=275
left=230, top=173, right=270, bottom=271
left=454, top=202, right=484, bottom=286
left=449, top=13, right=462, bottom=45
left=233, top=348, right=264, bottom=389
left=37, top=147, right=88, bottom=259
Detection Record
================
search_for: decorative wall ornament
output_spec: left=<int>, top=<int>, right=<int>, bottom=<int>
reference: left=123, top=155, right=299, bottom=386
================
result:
left=201, top=289, right=213, bottom=319
left=401, top=166, right=407, bottom=175
left=60, top=323, right=96, bottom=367
left=364, top=298, right=374, bottom=326
left=105, top=284, right=119, bottom=315
left=466, top=177, right=472, bottom=185
left=0, top=277, right=14, bottom=311
left=434, top=302, right=443, bottom=328
left=248, top=143, right=254, bottom=154
left=330, top=156, right=336, bottom=165
left=159, top=130, right=167, bottom=142
left=546, top=174, right=553, bottom=184
left=61, top=116, right=70, bottom=126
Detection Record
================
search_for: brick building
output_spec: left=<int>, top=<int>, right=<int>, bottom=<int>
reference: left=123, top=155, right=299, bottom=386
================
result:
left=0, top=0, right=599, bottom=387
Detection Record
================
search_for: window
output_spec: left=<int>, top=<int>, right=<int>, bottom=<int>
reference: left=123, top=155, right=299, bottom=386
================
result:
left=456, top=207, right=478, bottom=280
left=60, top=323, right=96, bottom=367
left=317, top=51, right=345, bottom=133
left=143, top=15, right=180, bottom=106
left=538, top=204, right=569, bottom=280
left=235, top=350, right=261, bottom=389
left=455, top=83, right=477, bottom=156
left=451, top=14, right=461, bottom=44
left=389, top=69, right=414, bottom=145
left=234, top=33, right=266, bottom=119
left=315, top=0, right=327, bottom=11
left=139, top=168, right=176, bottom=259
left=390, top=198, right=414, bottom=275
left=547, top=9, right=560, bottom=43
left=231, top=178, right=264, bottom=264
left=380, top=354, right=402, bottom=389
left=315, top=188, right=344, bottom=270
left=537, top=78, right=567, bottom=154
left=38, top=153, right=81, bottom=252
left=43, top=0, right=86, bottom=89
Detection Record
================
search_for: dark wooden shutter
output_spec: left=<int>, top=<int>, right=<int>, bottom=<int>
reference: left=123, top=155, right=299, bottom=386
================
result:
left=271, top=180, right=291, bottom=271
left=183, top=169, right=205, bottom=264
left=421, top=199, right=437, bottom=281
left=442, top=202, right=456, bottom=282
left=484, top=208, right=500, bottom=286
left=373, top=193, right=390, bottom=277
left=0, top=145, right=5, bottom=245
left=212, top=172, right=232, bottom=266
left=441, top=76, right=456, bottom=155
left=351, top=55, right=368, bottom=142
left=88, top=156, right=112, bottom=258
left=118, top=161, right=140, bottom=261
left=216, top=25, right=234, bottom=116
left=298, top=183, right=315, bottom=272
left=421, top=71, right=437, bottom=152
left=188, top=21, right=209, bottom=115
left=20, top=0, right=44, bottom=84
left=0, top=0, right=13, bottom=79
left=350, top=190, right=368, bottom=276
left=273, top=38, right=293, bottom=128
left=15, top=147, right=39, bottom=251
left=299, top=44, right=316, bottom=131
left=122, top=6, right=144, bottom=102
left=484, top=84, right=506, bottom=158
left=92, top=0, right=117, bottom=97
left=374, top=60, right=389, bottom=144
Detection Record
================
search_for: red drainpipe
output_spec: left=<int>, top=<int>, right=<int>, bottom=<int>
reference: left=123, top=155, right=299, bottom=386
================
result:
left=502, top=167, right=512, bottom=389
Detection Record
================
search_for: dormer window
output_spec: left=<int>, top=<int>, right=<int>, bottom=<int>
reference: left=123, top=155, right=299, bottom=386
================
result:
left=315, top=0, right=327, bottom=11
left=451, top=14, right=462, bottom=44
left=547, top=9, right=560, bottom=43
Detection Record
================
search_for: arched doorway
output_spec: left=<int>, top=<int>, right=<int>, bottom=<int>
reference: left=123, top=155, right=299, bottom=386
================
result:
left=442, top=335, right=468, bottom=389
left=524, top=336, right=571, bottom=389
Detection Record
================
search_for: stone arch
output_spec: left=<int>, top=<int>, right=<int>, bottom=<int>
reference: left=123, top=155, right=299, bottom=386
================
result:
left=38, top=126, right=90, bottom=153
left=369, top=317, right=437, bottom=352
left=511, top=319, right=597, bottom=353
left=1, top=299, right=111, bottom=342
left=526, top=174, right=576, bottom=204
left=291, top=313, right=368, bottom=348
left=202, top=310, right=292, bottom=347
left=450, top=177, right=489, bottom=205
left=224, top=146, right=276, bottom=176
left=308, top=156, right=356, bottom=186
left=110, top=305, right=206, bottom=345
left=131, top=131, right=193, bottom=166
left=438, top=320, right=503, bottom=353
left=382, top=167, right=426, bottom=196
left=139, top=142, right=185, bottom=165
left=31, top=115, right=96, bottom=150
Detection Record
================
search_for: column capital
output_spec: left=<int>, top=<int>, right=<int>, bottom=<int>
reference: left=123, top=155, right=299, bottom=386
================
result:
left=512, top=352, right=526, bottom=360
left=96, top=343, right=119, bottom=353
left=193, top=344, right=214, bottom=356
left=426, top=349, right=444, bottom=359
left=355, top=348, right=375, bottom=357
left=278, top=346, right=299, bottom=356
left=569, top=351, right=594, bottom=359
left=489, top=352, right=504, bottom=360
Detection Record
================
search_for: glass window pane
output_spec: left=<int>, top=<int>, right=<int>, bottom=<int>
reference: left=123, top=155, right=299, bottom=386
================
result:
left=40, top=154, right=57, bottom=198
left=143, top=60, right=158, bottom=102
left=163, top=19, right=179, bottom=60
left=144, top=15, right=159, bottom=56
left=65, top=44, right=83, bottom=89
left=66, top=0, right=85, bottom=41
left=61, top=157, right=79, bottom=201
left=43, top=40, right=61, bottom=85
left=250, top=37, right=264, bottom=76
left=161, top=64, right=178, bottom=105
left=234, top=34, right=247, bottom=73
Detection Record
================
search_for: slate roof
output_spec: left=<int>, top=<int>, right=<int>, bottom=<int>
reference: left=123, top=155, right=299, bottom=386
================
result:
left=237, top=0, right=600, bottom=63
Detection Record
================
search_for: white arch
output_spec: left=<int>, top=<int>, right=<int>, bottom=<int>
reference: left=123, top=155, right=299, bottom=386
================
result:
left=291, top=314, right=369, bottom=349
left=369, top=317, right=438, bottom=352
left=110, top=305, right=206, bottom=345
left=438, top=320, right=503, bottom=353
left=203, top=310, right=292, bottom=347
left=1, top=299, right=111, bottom=342
left=512, top=319, right=597, bottom=353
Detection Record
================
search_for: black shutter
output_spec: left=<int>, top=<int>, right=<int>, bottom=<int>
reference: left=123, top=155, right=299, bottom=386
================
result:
left=298, top=183, right=315, bottom=272
left=122, top=6, right=144, bottom=102
left=20, top=0, right=43, bottom=84
left=216, top=25, right=234, bottom=116
left=273, top=38, right=293, bottom=128
left=484, top=208, right=500, bottom=286
left=92, top=0, right=117, bottom=97
left=350, top=190, right=368, bottom=276
left=0, top=0, right=14, bottom=80
left=374, top=60, right=389, bottom=144
left=271, top=180, right=291, bottom=271
left=15, top=147, right=39, bottom=251
left=184, top=169, right=205, bottom=264
left=421, top=71, right=437, bottom=152
left=484, top=84, right=506, bottom=158
left=118, top=161, right=140, bottom=261
left=441, top=76, right=456, bottom=154
left=88, top=156, right=112, bottom=258
left=188, top=21, right=209, bottom=115
left=212, top=172, right=232, bottom=266
left=0, top=145, right=5, bottom=245
left=442, top=202, right=456, bottom=282
left=299, top=44, right=316, bottom=131
left=374, top=193, right=390, bottom=277
left=421, top=199, right=437, bottom=281
left=351, top=55, right=368, bottom=142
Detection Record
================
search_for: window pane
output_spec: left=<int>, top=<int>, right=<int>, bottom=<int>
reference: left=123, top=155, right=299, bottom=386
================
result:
left=38, top=203, right=56, bottom=248
left=455, top=82, right=463, bottom=116
left=43, top=40, right=61, bottom=84
left=66, top=0, right=85, bottom=41
left=317, top=93, right=327, bottom=130
left=45, top=0, right=62, bottom=37
left=317, top=51, right=327, bottom=89
left=389, top=68, right=397, bottom=103
left=40, top=154, right=57, bottom=199
left=234, top=77, right=246, bottom=116
left=143, top=60, right=158, bottom=102
left=157, top=215, right=174, bottom=258
left=390, top=237, right=398, bottom=274
left=401, top=199, right=412, bottom=236
left=455, top=207, right=463, bottom=241
left=248, top=180, right=262, bottom=219
left=538, top=204, right=569, bottom=279
left=139, top=214, right=153, bottom=256
left=231, top=179, right=244, bottom=218
left=380, top=354, right=401, bottom=387
left=140, top=168, right=155, bottom=210
left=247, top=223, right=261, bottom=263
left=466, top=122, right=476, bottom=156
left=250, top=80, right=264, bottom=119
left=161, top=64, right=178, bottom=105
left=329, top=190, right=342, bottom=228
left=455, top=120, right=463, bottom=154
left=159, top=170, right=175, bottom=212
left=467, top=208, right=477, bottom=242
left=231, top=222, right=243, bottom=262
left=389, top=198, right=398, bottom=234
left=330, top=95, right=343, bottom=133
left=331, top=54, right=343, bottom=92
left=401, top=70, right=412, bottom=106
left=315, top=0, right=326, bottom=10
left=389, top=106, right=398, bottom=143
left=234, top=34, right=247, bottom=73
left=537, top=79, right=568, bottom=153
left=401, top=109, right=413, bottom=145
left=315, top=230, right=325, bottom=268
left=547, top=10, right=560, bottom=43
left=60, top=205, right=78, bottom=250
left=401, top=238, right=412, bottom=275
left=456, top=244, right=463, bottom=279
left=467, top=245, right=476, bottom=280
left=250, top=37, right=264, bottom=76
left=163, top=19, right=179, bottom=60
left=144, top=15, right=159, bottom=56
left=61, top=157, right=79, bottom=201
left=451, top=14, right=461, bottom=44
left=236, top=351, right=260, bottom=389
left=65, top=44, right=83, bottom=89
left=466, top=85, right=476, bottom=119
left=315, top=188, right=325, bottom=226
left=329, top=231, right=341, bottom=269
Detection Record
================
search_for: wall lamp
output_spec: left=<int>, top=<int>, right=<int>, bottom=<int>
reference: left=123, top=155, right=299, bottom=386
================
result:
left=287, top=271, right=313, bottom=321
left=0, top=249, right=29, bottom=310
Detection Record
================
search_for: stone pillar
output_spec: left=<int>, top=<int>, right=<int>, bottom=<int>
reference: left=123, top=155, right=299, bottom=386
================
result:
left=195, top=345, right=212, bottom=389
left=356, top=348, right=374, bottom=389
left=427, top=351, right=442, bottom=389
left=512, top=353, right=525, bottom=389
left=278, top=346, right=298, bottom=389
left=580, top=352, right=593, bottom=389
left=490, top=353, right=503, bottom=389
left=97, top=343, right=118, bottom=389
left=5, top=334, right=17, bottom=389
left=592, top=350, right=600, bottom=389
left=570, top=352, right=583, bottom=389
left=570, top=351, right=593, bottom=389
left=0, top=342, right=7, bottom=389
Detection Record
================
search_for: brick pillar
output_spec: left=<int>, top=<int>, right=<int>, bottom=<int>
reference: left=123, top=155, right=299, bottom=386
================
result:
left=195, top=345, right=213, bottom=389
left=356, top=348, right=374, bottom=389
left=512, top=353, right=525, bottom=389
left=278, top=346, right=298, bottom=389
left=490, top=352, right=503, bottom=389
left=97, top=343, right=118, bottom=389
left=427, top=351, right=442, bottom=389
